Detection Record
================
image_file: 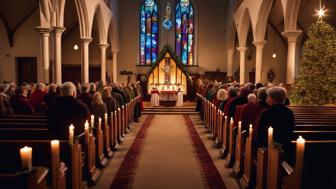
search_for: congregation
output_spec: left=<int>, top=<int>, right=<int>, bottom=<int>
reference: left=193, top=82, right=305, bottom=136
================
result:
left=0, top=81, right=143, bottom=139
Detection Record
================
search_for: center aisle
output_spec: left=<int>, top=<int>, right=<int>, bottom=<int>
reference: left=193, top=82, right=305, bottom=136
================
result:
left=132, top=115, right=205, bottom=189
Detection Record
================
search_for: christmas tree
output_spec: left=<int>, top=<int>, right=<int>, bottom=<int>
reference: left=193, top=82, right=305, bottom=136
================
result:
left=291, top=20, right=336, bottom=105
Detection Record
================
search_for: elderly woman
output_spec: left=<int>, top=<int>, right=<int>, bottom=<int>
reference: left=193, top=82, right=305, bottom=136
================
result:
left=102, top=87, right=117, bottom=114
left=217, top=88, right=228, bottom=111
left=255, top=86, right=295, bottom=165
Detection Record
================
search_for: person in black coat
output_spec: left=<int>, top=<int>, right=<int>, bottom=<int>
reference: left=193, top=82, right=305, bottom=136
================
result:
left=255, top=86, right=295, bottom=165
left=48, top=82, right=90, bottom=140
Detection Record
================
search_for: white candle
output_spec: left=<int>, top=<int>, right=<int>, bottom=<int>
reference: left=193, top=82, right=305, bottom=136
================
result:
left=249, top=124, right=253, bottom=136
left=51, top=140, right=60, bottom=160
left=91, top=115, right=95, bottom=128
left=238, top=121, right=242, bottom=131
left=230, top=117, right=233, bottom=125
left=268, top=126, right=273, bottom=145
left=69, top=124, right=75, bottom=145
left=85, top=120, right=89, bottom=133
left=297, top=136, right=305, bottom=147
left=20, top=146, right=32, bottom=170
left=105, top=113, right=108, bottom=127
left=98, top=118, right=102, bottom=130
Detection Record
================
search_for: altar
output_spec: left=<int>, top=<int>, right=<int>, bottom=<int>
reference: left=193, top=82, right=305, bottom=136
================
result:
left=146, top=46, right=191, bottom=106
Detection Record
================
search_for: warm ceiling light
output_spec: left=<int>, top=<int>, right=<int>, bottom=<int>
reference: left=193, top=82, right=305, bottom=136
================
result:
left=73, top=44, right=79, bottom=50
left=272, top=52, right=277, bottom=59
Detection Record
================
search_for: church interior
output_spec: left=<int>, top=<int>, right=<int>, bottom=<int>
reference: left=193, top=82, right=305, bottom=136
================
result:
left=0, top=0, right=336, bottom=188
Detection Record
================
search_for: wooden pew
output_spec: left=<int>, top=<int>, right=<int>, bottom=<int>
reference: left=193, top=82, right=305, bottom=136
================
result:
left=0, top=167, right=49, bottom=189
left=0, top=138, right=85, bottom=189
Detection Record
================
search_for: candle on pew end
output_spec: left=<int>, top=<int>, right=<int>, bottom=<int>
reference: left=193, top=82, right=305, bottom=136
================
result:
left=69, top=124, right=75, bottom=145
left=20, top=146, right=32, bottom=170
left=105, top=113, right=108, bottom=127
left=51, top=140, right=59, bottom=155
left=268, top=126, right=273, bottom=145
left=230, top=117, right=233, bottom=125
left=297, top=136, right=305, bottom=153
left=91, top=115, right=95, bottom=128
left=249, top=124, right=253, bottom=136
left=98, top=118, right=102, bottom=130
left=238, top=121, right=241, bottom=132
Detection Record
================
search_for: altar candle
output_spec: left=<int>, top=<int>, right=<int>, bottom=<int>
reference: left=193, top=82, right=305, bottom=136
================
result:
left=91, top=115, right=94, bottom=128
left=20, top=146, right=32, bottom=170
left=69, top=124, right=75, bottom=145
left=105, top=113, right=108, bottom=127
left=249, top=124, right=253, bottom=136
left=268, top=126, right=273, bottom=145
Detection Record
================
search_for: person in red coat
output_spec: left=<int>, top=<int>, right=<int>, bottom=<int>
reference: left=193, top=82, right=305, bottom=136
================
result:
left=223, top=86, right=238, bottom=117
left=29, top=83, right=47, bottom=113
left=241, top=87, right=268, bottom=131
left=10, top=86, right=35, bottom=115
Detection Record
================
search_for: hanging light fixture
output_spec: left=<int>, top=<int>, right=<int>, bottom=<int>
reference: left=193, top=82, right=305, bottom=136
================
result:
left=272, top=51, right=277, bottom=58
left=73, top=44, right=79, bottom=50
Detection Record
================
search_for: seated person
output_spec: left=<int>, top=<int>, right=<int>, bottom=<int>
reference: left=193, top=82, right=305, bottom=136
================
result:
left=90, top=92, right=107, bottom=119
left=48, top=82, right=90, bottom=139
left=255, top=87, right=295, bottom=165
left=29, top=83, right=47, bottom=113
left=77, top=83, right=93, bottom=108
left=10, top=86, right=35, bottom=115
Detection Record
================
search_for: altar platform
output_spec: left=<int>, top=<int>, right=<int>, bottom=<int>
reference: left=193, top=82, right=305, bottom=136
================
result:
left=142, top=102, right=197, bottom=115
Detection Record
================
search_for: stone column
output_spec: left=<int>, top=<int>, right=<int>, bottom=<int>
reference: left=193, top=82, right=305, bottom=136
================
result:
left=253, top=40, right=267, bottom=83
left=226, top=48, right=234, bottom=80
left=80, top=38, right=92, bottom=83
left=53, top=27, right=65, bottom=85
left=237, top=47, right=248, bottom=84
left=35, top=27, right=51, bottom=83
left=98, top=43, right=109, bottom=85
left=282, top=30, right=302, bottom=84
left=112, top=49, right=119, bottom=83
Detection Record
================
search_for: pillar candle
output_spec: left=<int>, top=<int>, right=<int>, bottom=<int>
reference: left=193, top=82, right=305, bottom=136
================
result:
left=238, top=121, right=241, bottom=132
left=98, top=118, right=102, bottom=130
left=268, top=126, right=273, bottom=145
left=91, top=115, right=95, bottom=128
left=249, top=124, right=253, bottom=137
left=230, top=117, right=233, bottom=125
left=20, top=146, right=32, bottom=170
left=297, top=136, right=305, bottom=154
left=51, top=140, right=59, bottom=155
left=69, top=124, right=75, bottom=145
left=105, top=113, right=108, bottom=127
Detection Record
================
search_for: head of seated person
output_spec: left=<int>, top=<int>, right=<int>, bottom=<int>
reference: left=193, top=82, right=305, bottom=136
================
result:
left=266, top=86, right=287, bottom=106
left=60, top=82, right=77, bottom=97
left=247, top=93, right=256, bottom=103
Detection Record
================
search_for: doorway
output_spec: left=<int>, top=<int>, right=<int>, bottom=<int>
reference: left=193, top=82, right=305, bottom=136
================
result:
left=16, top=57, right=37, bottom=85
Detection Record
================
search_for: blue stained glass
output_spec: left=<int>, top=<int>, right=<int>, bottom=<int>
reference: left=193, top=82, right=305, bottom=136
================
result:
left=139, top=0, right=158, bottom=65
left=176, top=0, right=194, bottom=65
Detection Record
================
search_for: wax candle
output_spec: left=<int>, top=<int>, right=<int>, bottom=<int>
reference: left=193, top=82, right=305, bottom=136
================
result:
left=51, top=140, right=59, bottom=154
left=238, top=121, right=242, bottom=131
left=297, top=136, right=305, bottom=150
left=69, top=124, right=75, bottom=145
left=249, top=124, right=253, bottom=136
left=268, top=126, right=273, bottom=145
left=105, top=113, right=108, bottom=127
left=20, top=146, right=32, bottom=170
left=230, top=117, right=233, bottom=125
left=91, top=115, right=95, bottom=128
left=98, top=118, right=102, bottom=130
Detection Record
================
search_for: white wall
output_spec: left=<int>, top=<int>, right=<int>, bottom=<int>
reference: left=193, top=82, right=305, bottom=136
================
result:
left=0, top=10, right=41, bottom=83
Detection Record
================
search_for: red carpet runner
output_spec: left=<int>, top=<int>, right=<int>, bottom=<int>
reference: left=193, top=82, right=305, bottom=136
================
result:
left=110, top=115, right=154, bottom=189
left=184, top=115, right=227, bottom=189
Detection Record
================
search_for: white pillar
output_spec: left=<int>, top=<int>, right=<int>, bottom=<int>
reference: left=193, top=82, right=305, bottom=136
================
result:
left=99, top=43, right=109, bottom=85
left=112, top=49, right=119, bottom=83
left=237, top=47, right=248, bottom=84
left=253, top=40, right=267, bottom=83
left=53, top=27, right=65, bottom=85
left=227, top=48, right=234, bottom=79
left=80, top=38, right=92, bottom=83
left=282, top=30, right=302, bottom=84
left=36, top=27, right=51, bottom=83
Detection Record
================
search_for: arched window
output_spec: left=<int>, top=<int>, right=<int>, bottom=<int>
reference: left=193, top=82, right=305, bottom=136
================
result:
left=176, top=0, right=194, bottom=66
left=140, top=0, right=159, bottom=65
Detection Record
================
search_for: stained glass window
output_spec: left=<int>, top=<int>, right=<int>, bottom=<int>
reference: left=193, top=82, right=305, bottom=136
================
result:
left=140, top=0, right=158, bottom=65
left=176, top=0, right=194, bottom=66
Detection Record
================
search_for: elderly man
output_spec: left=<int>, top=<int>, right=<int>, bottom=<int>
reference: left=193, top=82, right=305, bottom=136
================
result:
left=48, top=82, right=90, bottom=139
left=255, top=87, right=295, bottom=165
